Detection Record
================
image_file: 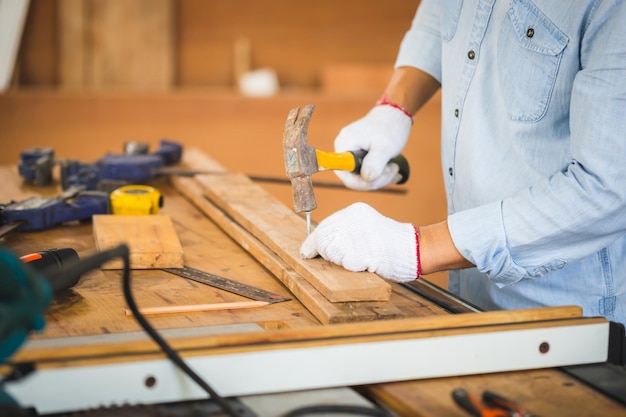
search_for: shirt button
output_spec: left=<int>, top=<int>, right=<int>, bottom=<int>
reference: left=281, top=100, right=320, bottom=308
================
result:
left=448, top=167, right=454, bottom=176
left=454, top=108, right=459, bottom=117
left=526, top=28, right=535, bottom=38
left=467, top=50, right=476, bottom=60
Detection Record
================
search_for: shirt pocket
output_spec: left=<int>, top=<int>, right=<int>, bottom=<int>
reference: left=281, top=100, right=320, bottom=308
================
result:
left=497, top=0, right=569, bottom=123
left=441, top=0, right=463, bottom=42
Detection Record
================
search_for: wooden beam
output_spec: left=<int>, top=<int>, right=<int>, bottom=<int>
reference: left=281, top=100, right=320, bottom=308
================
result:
left=13, top=305, right=586, bottom=363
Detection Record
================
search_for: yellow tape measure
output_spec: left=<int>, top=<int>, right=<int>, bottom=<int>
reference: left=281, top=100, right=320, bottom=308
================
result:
left=110, top=185, right=163, bottom=215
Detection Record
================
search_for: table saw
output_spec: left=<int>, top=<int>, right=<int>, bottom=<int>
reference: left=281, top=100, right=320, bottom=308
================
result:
left=1, top=149, right=625, bottom=417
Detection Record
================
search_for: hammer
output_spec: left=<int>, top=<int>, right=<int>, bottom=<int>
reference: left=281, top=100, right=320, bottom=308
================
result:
left=283, top=104, right=409, bottom=234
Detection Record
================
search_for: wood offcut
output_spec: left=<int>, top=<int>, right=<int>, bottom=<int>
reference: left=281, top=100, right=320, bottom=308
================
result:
left=92, top=214, right=183, bottom=269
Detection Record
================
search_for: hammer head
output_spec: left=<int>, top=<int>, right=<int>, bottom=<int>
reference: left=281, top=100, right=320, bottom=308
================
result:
left=283, top=105, right=318, bottom=213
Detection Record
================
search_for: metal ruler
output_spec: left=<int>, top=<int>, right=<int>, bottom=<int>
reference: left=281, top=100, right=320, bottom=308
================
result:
left=162, top=266, right=291, bottom=304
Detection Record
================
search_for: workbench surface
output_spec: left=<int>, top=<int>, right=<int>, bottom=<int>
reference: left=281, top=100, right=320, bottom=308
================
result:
left=1, top=163, right=625, bottom=417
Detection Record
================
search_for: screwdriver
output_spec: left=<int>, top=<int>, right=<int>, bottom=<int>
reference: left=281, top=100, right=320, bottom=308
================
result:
left=20, top=248, right=81, bottom=293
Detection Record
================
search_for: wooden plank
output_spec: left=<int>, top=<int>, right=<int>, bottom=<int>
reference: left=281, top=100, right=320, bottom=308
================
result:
left=72, top=0, right=174, bottom=90
left=179, top=148, right=392, bottom=302
left=92, top=214, right=183, bottom=269
left=58, top=0, right=86, bottom=88
left=13, top=306, right=588, bottom=363
left=195, top=172, right=392, bottom=302
left=172, top=174, right=404, bottom=323
left=94, top=0, right=172, bottom=89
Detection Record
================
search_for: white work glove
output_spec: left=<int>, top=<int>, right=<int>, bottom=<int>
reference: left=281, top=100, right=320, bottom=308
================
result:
left=300, top=202, right=419, bottom=282
left=334, top=104, right=412, bottom=191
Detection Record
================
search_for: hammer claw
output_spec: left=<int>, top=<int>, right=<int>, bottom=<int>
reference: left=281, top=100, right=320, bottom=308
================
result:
left=284, top=105, right=314, bottom=135
left=284, top=106, right=301, bottom=129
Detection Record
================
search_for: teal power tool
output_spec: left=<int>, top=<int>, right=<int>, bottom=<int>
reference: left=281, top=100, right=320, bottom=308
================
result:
left=0, top=246, right=101, bottom=412
left=1, top=248, right=80, bottom=361
left=0, top=247, right=52, bottom=362
left=0, top=246, right=51, bottom=410
left=20, top=248, right=81, bottom=293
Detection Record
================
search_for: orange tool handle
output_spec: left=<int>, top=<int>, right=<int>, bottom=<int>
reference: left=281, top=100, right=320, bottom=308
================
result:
left=452, top=389, right=511, bottom=417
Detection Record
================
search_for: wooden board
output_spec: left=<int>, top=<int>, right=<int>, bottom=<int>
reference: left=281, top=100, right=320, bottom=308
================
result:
left=173, top=174, right=403, bottom=323
left=1, top=164, right=623, bottom=416
left=179, top=149, right=392, bottom=302
left=92, top=214, right=183, bottom=269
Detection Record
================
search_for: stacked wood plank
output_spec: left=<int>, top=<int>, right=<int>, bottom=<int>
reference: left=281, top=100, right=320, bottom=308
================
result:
left=172, top=148, right=406, bottom=324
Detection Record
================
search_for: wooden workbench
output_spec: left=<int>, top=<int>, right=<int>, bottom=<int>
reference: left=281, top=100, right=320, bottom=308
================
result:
left=1, top=160, right=625, bottom=417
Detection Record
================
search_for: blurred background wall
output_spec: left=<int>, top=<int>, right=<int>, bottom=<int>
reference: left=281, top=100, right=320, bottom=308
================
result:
left=1, top=0, right=448, bottom=286
left=15, top=0, right=418, bottom=90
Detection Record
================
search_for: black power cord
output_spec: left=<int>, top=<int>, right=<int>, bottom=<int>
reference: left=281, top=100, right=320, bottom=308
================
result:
left=46, top=244, right=245, bottom=417
left=283, top=404, right=393, bottom=417
left=0, top=362, right=35, bottom=387
left=46, top=245, right=394, bottom=417
left=120, top=249, right=246, bottom=417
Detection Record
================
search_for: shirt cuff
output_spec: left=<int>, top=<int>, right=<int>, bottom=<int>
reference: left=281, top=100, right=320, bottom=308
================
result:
left=448, top=201, right=527, bottom=286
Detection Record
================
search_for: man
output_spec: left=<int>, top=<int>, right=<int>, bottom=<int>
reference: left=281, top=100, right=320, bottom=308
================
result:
left=300, top=0, right=626, bottom=327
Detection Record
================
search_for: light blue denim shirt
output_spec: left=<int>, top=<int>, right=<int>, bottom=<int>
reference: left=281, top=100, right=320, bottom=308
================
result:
left=396, top=0, right=626, bottom=326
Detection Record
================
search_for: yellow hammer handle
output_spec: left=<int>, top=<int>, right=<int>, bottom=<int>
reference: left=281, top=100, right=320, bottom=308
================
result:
left=315, top=149, right=410, bottom=184
left=315, top=149, right=358, bottom=171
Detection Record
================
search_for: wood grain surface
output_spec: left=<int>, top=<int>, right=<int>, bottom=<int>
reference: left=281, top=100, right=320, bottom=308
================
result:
left=1, top=157, right=623, bottom=416
left=0, top=168, right=321, bottom=338
left=14, top=306, right=598, bottom=365
left=366, top=369, right=626, bottom=417
left=93, top=214, right=184, bottom=269
left=173, top=174, right=404, bottom=324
